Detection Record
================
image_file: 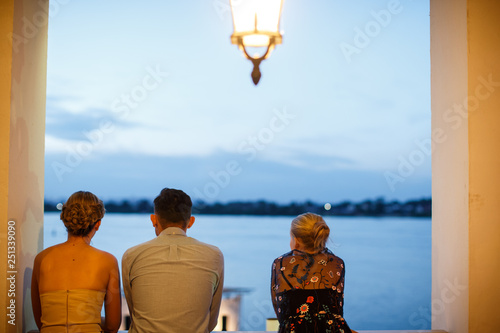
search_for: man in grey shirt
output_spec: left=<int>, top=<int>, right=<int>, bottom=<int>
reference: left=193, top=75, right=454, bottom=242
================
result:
left=122, top=188, right=224, bottom=333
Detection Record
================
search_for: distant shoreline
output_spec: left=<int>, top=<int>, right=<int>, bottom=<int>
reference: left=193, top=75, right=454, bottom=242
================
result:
left=44, top=197, right=431, bottom=218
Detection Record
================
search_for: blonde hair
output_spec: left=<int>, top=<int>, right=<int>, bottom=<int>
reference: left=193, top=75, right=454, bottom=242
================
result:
left=60, top=191, right=105, bottom=236
left=291, top=212, right=330, bottom=253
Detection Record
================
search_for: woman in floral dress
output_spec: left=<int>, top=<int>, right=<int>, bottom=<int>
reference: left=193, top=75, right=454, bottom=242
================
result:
left=271, top=213, right=354, bottom=333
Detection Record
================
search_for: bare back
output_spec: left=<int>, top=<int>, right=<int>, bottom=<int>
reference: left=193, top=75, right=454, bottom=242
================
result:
left=32, top=240, right=122, bottom=332
left=35, top=242, right=116, bottom=293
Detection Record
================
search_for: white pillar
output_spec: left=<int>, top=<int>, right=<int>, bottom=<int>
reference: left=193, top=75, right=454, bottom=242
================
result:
left=0, top=0, right=48, bottom=332
left=466, top=0, right=500, bottom=331
left=431, top=0, right=500, bottom=332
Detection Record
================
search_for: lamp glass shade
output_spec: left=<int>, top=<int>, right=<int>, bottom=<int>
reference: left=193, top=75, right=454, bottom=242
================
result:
left=230, top=0, right=283, bottom=47
left=242, top=34, right=270, bottom=47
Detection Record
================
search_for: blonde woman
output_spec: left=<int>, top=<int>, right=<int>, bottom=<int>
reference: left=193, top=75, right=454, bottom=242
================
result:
left=31, top=191, right=121, bottom=333
left=271, top=213, right=354, bottom=333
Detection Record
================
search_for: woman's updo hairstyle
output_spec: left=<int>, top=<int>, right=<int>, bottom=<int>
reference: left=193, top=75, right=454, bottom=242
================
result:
left=60, top=191, right=105, bottom=236
left=291, top=212, right=330, bottom=253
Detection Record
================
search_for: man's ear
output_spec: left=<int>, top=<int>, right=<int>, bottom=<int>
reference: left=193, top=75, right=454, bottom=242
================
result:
left=150, top=214, right=157, bottom=227
left=94, top=220, right=101, bottom=231
left=186, top=216, right=195, bottom=229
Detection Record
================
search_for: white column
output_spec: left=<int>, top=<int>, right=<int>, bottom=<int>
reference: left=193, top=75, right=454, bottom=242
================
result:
left=431, top=0, right=500, bottom=332
left=466, top=1, right=500, bottom=331
left=430, top=1, right=469, bottom=331
left=0, top=0, right=48, bottom=332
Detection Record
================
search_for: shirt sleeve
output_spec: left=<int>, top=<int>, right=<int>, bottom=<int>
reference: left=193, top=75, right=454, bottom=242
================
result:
left=208, top=250, right=224, bottom=332
left=271, top=259, right=278, bottom=316
left=121, top=250, right=134, bottom=321
left=339, top=259, right=345, bottom=317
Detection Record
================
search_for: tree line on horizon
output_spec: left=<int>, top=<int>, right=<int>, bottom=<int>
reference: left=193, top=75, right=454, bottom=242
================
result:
left=44, top=197, right=431, bottom=217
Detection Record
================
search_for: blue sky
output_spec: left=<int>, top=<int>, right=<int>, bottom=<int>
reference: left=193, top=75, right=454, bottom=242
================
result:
left=44, top=0, right=431, bottom=204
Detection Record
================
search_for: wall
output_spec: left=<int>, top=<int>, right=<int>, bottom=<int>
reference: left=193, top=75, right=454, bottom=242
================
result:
left=0, top=0, right=48, bottom=332
left=430, top=0, right=469, bottom=331
left=1, top=0, right=15, bottom=327
left=431, top=0, right=500, bottom=332
left=467, top=1, right=500, bottom=332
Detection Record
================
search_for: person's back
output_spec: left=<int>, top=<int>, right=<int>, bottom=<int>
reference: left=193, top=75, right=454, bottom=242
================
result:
left=123, top=228, right=223, bottom=332
left=122, top=188, right=224, bottom=333
left=271, top=212, right=353, bottom=333
left=31, top=191, right=121, bottom=333
left=36, top=242, right=116, bottom=292
left=35, top=244, right=119, bottom=332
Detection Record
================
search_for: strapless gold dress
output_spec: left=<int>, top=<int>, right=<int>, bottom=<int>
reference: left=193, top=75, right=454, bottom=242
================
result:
left=40, top=289, right=105, bottom=333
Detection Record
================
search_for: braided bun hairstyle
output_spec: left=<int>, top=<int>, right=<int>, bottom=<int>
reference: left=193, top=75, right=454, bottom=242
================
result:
left=291, top=212, right=330, bottom=253
left=60, top=191, right=105, bottom=236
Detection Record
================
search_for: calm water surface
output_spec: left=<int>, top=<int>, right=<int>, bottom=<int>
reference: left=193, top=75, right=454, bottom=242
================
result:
left=43, top=213, right=431, bottom=331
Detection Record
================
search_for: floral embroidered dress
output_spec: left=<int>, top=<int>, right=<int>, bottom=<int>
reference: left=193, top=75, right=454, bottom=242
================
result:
left=271, top=248, right=353, bottom=333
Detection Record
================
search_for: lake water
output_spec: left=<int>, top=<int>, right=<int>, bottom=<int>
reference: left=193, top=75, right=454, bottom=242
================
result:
left=43, top=213, right=432, bottom=331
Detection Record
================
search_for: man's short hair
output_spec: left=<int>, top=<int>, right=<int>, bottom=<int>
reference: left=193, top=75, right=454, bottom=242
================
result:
left=153, top=188, right=192, bottom=228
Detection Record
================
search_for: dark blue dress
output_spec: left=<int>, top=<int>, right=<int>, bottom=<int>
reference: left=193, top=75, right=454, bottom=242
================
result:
left=271, top=249, right=353, bottom=333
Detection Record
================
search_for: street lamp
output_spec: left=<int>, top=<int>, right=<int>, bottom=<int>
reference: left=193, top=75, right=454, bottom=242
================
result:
left=230, top=0, right=284, bottom=85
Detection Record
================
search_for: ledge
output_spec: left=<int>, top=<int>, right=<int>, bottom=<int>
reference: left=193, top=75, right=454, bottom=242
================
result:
left=211, top=331, right=448, bottom=333
left=31, top=330, right=448, bottom=333
left=28, top=330, right=447, bottom=333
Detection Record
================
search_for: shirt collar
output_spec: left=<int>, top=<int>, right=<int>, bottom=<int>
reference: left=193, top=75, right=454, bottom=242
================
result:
left=160, top=227, right=187, bottom=236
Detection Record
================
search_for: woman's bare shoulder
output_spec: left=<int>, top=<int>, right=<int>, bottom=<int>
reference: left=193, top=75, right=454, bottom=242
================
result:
left=34, top=243, right=66, bottom=261
left=90, top=247, right=118, bottom=266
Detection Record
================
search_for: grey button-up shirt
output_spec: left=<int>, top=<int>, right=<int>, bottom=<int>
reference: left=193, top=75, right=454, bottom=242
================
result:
left=122, top=227, right=224, bottom=333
